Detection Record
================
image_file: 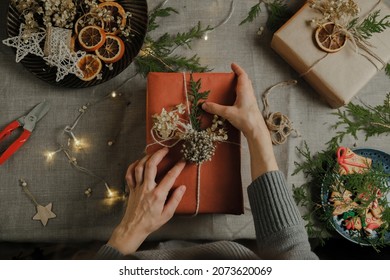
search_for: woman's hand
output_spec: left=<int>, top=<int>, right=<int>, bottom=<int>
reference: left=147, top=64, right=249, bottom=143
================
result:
left=107, top=148, right=186, bottom=255
left=202, top=63, right=278, bottom=179
left=202, top=63, right=266, bottom=139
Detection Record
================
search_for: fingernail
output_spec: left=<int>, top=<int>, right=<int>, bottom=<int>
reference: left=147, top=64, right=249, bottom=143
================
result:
left=179, top=185, right=186, bottom=193
left=202, top=102, right=208, bottom=109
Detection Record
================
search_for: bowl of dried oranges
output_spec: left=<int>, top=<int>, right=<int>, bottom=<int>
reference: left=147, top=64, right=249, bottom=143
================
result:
left=6, top=0, right=148, bottom=87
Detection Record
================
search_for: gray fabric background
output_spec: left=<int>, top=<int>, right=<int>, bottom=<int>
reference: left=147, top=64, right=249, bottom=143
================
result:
left=0, top=0, right=389, bottom=243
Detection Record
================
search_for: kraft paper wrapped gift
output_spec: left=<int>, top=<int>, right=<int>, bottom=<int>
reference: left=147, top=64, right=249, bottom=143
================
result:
left=271, top=0, right=390, bottom=108
left=146, top=72, right=243, bottom=215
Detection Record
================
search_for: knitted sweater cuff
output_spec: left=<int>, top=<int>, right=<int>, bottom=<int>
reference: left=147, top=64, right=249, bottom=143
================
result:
left=95, top=244, right=124, bottom=260
left=247, top=170, right=303, bottom=239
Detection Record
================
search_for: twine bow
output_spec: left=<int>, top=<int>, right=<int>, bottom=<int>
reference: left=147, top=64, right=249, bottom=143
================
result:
left=302, top=0, right=388, bottom=77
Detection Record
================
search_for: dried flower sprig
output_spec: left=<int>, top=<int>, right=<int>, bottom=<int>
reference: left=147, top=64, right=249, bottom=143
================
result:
left=151, top=76, right=228, bottom=164
left=309, top=0, right=390, bottom=40
left=309, top=0, right=360, bottom=26
left=11, top=0, right=77, bottom=35
left=152, top=105, right=227, bottom=164
left=11, top=0, right=133, bottom=41
left=181, top=115, right=228, bottom=164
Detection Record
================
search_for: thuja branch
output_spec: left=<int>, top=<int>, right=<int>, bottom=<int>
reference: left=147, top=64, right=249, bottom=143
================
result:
left=293, top=143, right=390, bottom=248
left=239, top=2, right=262, bottom=25
left=188, top=74, right=210, bottom=131
left=328, top=93, right=390, bottom=146
left=239, top=0, right=291, bottom=31
left=135, top=3, right=212, bottom=77
left=349, top=10, right=390, bottom=39
left=265, top=0, right=292, bottom=31
left=386, top=63, right=390, bottom=78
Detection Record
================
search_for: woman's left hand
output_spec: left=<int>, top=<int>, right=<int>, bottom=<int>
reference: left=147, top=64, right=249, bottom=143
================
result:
left=107, top=148, right=186, bottom=255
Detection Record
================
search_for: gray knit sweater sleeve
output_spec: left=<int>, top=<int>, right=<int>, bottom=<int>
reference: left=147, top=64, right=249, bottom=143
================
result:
left=248, top=170, right=318, bottom=259
left=95, top=171, right=318, bottom=260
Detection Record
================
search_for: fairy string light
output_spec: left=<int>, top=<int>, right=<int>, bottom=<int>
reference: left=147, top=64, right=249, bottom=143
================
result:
left=45, top=75, right=135, bottom=200
left=203, top=0, right=235, bottom=41
left=44, top=0, right=238, bottom=201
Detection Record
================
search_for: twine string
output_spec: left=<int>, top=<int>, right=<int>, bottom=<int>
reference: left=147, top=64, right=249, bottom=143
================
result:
left=301, top=0, right=387, bottom=77
left=262, top=80, right=298, bottom=145
left=191, top=164, right=202, bottom=217
left=147, top=73, right=242, bottom=215
left=19, top=179, right=39, bottom=206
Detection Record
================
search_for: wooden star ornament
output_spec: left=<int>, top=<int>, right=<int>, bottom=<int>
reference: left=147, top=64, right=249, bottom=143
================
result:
left=19, top=179, right=57, bottom=227
left=33, top=203, right=57, bottom=227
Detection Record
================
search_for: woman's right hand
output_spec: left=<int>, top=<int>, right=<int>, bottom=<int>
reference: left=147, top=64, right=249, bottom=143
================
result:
left=202, top=63, right=278, bottom=179
left=202, top=63, right=268, bottom=139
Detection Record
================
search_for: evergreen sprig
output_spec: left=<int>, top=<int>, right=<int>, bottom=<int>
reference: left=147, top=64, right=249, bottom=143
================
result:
left=292, top=142, right=338, bottom=243
left=293, top=141, right=390, bottom=249
left=328, top=93, right=390, bottom=146
left=293, top=94, right=390, bottom=249
left=239, top=2, right=262, bottom=25
left=349, top=10, right=390, bottom=39
left=386, top=63, right=390, bottom=78
left=239, top=0, right=291, bottom=31
left=266, top=0, right=292, bottom=31
left=188, top=74, right=210, bottom=131
left=134, top=2, right=212, bottom=77
left=147, top=4, right=179, bottom=32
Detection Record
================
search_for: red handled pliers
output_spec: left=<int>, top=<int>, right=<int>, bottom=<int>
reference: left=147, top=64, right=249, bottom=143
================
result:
left=0, top=101, right=50, bottom=165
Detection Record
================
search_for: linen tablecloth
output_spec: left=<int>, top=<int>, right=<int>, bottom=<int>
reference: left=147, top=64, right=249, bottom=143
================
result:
left=0, top=0, right=389, bottom=242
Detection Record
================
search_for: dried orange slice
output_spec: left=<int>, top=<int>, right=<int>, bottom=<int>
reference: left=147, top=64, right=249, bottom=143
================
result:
left=95, top=35, right=125, bottom=63
left=98, top=1, right=127, bottom=35
left=77, top=54, right=103, bottom=81
left=75, top=13, right=104, bottom=35
left=315, top=22, right=347, bottom=53
left=78, top=25, right=106, bottom=51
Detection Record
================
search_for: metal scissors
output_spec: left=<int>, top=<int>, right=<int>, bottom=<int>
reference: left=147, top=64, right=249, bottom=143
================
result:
left=0, top=101, right=50, bottom=165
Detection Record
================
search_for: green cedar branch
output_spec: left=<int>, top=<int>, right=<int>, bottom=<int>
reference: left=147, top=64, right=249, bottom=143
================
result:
left=239, top=0, right=291, bottom=31
left=292, top=141, right=390, bottom=250
left=328, top=93, right=390, bottom=146
left=265, top=0, right=292, bottom=31
left=386, top=63, right=390, bottom=78
left=349, top=10, right=390, bottom=39
left=188, top=74, right=210, bottom=131
left=239, top=2, right=262, bottom=25
left=135, top=2, right=212, bottom=77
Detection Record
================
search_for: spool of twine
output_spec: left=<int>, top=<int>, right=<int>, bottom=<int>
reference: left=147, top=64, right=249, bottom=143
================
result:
left=262, top=80, right=299, bottom=145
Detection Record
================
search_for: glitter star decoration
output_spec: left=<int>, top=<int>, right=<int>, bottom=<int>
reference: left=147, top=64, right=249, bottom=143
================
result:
left=2, top=24, right=46, bottom=63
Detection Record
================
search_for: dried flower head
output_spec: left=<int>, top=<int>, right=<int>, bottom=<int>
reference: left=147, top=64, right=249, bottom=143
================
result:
left=181, top=115, right=228, bottom=164
left=152, top=104, right=228, bottom=164
left=152, top=104, right=188, bottom=140
left=11, top=0, right=76, bottom=35
left=10, top=0, right=132, bottom=40
left=309, top=0, right=360, bottom=25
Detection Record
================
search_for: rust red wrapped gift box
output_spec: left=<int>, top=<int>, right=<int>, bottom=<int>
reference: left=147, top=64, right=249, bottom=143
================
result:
left=146, top=72, right=243, bottom=215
